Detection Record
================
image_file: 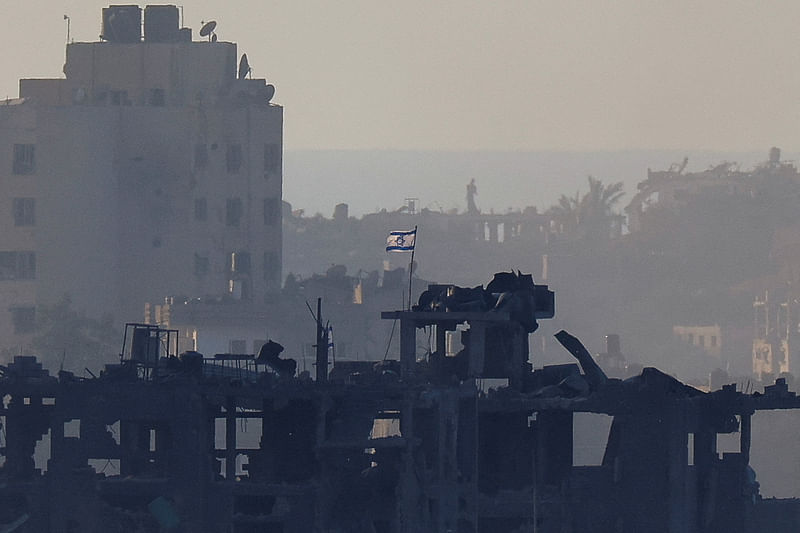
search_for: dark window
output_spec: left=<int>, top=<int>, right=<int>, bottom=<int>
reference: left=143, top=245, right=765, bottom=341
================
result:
left=263, top=198, right=279, bottom=226
left=10, top=306, right=35, bottom=334
left=194, top=144, right=208, bottom=170
left=0, top=252, right=35, bottom=280
left=92, top=89, right=108, bottom=104
left=149, top=88, right=165, bottom=106
left=194, top=254, right=209, bottom=276
left=110, top=90, right=129, bottom=106
left=263, top=251, right=279, bottom=283
left=264, top=143, right=280, bottom=174
left=226, top=144, right=242, bottom=173
left=226, top=198, right=243, bottom=227
left=228, top=251, right=251, bottom=274
left=17, top=252, right=35, bottom=279
left=13, top=144, right=35, bottom=175
left=710, top=336, right=717, bottom=347
left=0, top=253, right=14, bottom=279
left=13, top=198, right=35, bottom=226
left=194, top=198, right=207, bottom=221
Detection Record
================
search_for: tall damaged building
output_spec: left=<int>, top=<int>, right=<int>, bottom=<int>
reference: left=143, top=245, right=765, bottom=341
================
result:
left=0, top=5, right=283, bottom=355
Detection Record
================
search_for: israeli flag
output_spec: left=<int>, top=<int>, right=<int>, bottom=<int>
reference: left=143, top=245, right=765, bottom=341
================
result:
left=386, top=229, right=416, bottom=252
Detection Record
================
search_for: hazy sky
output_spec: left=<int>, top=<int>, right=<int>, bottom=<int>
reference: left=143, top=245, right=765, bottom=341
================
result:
left=3, top=1, right=800, bottom=152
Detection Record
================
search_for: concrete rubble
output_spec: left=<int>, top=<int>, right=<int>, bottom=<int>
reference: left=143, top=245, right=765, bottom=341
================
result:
left=0, top=272, right=798, bottom=532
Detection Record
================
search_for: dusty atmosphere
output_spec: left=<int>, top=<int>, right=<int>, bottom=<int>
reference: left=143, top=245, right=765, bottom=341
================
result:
left=0, top=3, right=798, bottom=533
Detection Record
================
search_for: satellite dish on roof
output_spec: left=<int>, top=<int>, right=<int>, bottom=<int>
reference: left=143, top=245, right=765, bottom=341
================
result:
left=199, top=20, right=216, bottom=37
left=199, top=20, right=218, bottom=42
left=238, top=54, right=251, bottom=80
left=265, top=84, right=275, bottom=103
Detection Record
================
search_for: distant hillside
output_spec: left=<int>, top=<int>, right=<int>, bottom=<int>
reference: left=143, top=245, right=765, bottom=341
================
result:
left=283, top=149, right=789, bottom=217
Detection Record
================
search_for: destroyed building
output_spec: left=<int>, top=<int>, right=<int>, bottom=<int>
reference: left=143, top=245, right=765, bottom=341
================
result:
left=274, top=149, right=800, bottom=384
left=279, top=149, right=800, bottom=385
left=625, top=147, right=800, bottom=233
left=0, top=5, right=283, bottom=356
left=145, top=264, right=432, bottom=365
left=283, top=199, right=557, bottom=287
left=753, top=289, right=799, bottom=381
left=1, top=6, right=799, bottom=532
left=618, top=149, right=800, bottom=378
left=1, top=272, right=799, bottom=532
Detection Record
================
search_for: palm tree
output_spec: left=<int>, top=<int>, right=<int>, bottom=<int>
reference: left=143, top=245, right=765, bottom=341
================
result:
left=580, top=176, right=625, bottom=228
left=549, top=190, right=582, bottom=229
left=547, top=176, right=625, bottom=237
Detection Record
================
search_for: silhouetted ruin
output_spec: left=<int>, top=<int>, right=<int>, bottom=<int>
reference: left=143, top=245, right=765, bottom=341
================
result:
left=1, top=272, right=799, bottom=532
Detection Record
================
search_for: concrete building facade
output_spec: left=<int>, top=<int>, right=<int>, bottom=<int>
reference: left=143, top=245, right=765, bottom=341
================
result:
left=673, top=324, right=723, bottom=359
left=0, top=5, right=282, bottom=357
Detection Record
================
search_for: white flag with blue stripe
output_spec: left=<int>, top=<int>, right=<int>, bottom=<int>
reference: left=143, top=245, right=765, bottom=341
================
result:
left=386, top=229, right=416, bottom=252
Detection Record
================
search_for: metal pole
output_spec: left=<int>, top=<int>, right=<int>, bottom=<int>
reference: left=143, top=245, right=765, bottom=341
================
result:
left=315, top=298, right=328, bottom=382
left=407, top=225, right=417, bottom=310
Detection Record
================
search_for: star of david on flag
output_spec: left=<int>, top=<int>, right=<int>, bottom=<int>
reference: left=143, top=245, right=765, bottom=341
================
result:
left=386, top=229, right=417, bottom=252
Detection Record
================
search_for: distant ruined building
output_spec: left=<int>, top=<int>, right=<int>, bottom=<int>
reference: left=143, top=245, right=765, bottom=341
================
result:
left=753, top=290, right=797, bottom=380
left=625, top=147, right=797, bottom=233
left=622, top=148, right=800, bottom=379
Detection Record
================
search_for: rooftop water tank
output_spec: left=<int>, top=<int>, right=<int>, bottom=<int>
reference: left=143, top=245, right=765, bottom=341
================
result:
left=144, top=5, right=180, bottom=42
left=101, top=5, right=142, bottom=43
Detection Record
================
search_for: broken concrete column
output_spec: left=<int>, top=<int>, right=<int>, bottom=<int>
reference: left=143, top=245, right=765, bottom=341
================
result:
left=554, top=330, right=608, bottom=390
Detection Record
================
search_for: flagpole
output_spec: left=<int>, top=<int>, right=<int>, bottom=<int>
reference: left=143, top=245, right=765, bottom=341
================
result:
left=407, top=225, right=417, bottom=311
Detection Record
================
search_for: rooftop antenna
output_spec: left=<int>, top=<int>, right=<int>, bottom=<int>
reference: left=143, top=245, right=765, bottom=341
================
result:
left=199, top=20, right=217, bottom=42
left=64, top=14, right=70, bottom=43
left=238, top=53, right=251, bottom=80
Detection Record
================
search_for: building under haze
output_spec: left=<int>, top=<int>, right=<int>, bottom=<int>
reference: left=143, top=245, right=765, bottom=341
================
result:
left=0, top=5, right=282, bottom=355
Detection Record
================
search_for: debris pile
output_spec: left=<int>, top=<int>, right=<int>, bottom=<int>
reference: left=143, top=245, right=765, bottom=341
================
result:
left=0, top=273, right=797, bottom=532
